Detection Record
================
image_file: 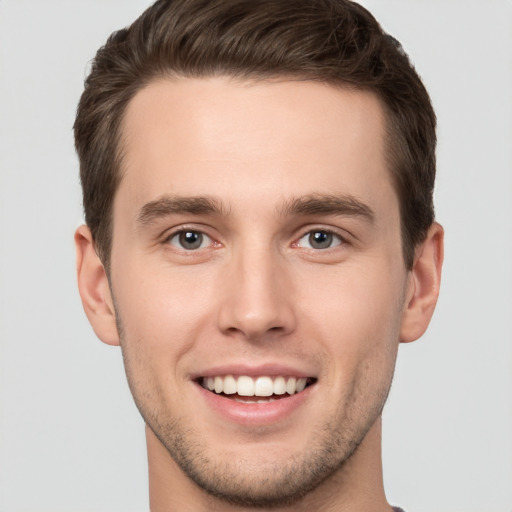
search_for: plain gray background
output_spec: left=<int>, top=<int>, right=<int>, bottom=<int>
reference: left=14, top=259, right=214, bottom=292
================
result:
left=1, top=1, right=511, bottom=511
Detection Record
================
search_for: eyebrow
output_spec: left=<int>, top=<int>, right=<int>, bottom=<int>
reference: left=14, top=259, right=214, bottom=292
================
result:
left=137, top=195, right=227, bottom=225
left=136, top=192, right=375, bottom=226
left=279, top=193, right=375, bottom=222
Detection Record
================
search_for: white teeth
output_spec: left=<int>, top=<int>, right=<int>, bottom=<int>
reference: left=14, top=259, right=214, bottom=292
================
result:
left=237, top=376, right=255, bottom=396
left=285, top=377, right=297, bottom=395
left=254, top=376, right=273, bottom=397
left=201, top=374, right=312, bottom=397
left=273, top=376, right=286, bottom=395
left=223, top=375, right=237, bottom=395
left=296, top=378, right=307, bottom=393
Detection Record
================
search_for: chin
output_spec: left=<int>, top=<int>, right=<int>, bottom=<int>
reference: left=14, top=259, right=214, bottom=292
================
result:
left=145, top=402, right=374, bottom=509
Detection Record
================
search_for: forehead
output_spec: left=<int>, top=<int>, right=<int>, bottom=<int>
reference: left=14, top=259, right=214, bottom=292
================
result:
left=117, top=76, right=395, bottom=218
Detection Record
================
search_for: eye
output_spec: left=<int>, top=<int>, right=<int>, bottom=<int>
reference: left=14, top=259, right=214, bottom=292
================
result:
left=297, top=230, right=343, bottom=250
left=167, top=230, right=212, bottom=250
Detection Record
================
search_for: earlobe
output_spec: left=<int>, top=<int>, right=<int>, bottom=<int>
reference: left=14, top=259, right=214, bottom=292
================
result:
left=400, top=222, right=444, bottom=343
left=75, top=225, right=120, bottom=346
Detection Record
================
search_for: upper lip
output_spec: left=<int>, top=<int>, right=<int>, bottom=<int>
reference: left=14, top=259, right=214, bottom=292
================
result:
left=191, top=363, right=316, bottom=380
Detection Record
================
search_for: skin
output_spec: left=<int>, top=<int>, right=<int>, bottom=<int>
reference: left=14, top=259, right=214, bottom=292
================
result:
left=75, top=77, right=443, bottom=511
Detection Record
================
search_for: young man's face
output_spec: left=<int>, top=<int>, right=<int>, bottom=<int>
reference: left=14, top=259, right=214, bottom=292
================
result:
left=82, top=77, right=432, bottom=506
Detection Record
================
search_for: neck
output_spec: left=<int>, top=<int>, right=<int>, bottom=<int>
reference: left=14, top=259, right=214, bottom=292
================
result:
left=146, top=417, right=393, bottom=512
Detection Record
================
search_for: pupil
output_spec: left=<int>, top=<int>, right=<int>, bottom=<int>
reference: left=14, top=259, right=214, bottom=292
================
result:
left=310, top=231, right=332, bottom=249
left=180, top=231, right=202, bottom=249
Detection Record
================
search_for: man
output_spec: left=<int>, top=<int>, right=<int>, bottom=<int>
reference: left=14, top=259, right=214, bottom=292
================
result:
left=74, top=0, right=443, bottom=510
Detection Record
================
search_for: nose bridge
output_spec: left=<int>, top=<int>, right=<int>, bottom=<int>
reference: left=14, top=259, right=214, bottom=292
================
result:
left=217, top=238, right=296, bottom=340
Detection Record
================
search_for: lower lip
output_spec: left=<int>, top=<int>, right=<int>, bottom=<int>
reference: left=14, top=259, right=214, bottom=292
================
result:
left=194, top=382, right=314, bottom=426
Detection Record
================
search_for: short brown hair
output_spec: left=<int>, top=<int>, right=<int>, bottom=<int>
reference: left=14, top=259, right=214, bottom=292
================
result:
left=74, top=0, right=436, bottom=271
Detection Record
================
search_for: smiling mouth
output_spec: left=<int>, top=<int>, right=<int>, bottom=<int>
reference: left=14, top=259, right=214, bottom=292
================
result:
left=199, top=375, right=316, bottom=403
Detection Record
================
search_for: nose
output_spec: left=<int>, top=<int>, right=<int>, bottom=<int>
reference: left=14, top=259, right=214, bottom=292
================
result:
left=216, top=245, right=297, bottom=341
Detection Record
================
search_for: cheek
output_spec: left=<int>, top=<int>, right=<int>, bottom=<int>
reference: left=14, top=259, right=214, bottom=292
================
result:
left=112, top=270, right=208, bottom=410
left=113, top=258, right=217, bottom=340
left=111, top=260, right=233, bottom=407
left=298, top=261, right=405, bottom=366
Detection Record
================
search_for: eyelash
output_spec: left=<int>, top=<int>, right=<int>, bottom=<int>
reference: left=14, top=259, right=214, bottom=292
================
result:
left=163, top=226, right=347, bottom=252
left=293, top=228, right=346, bottom=251
left=164, top=228, right=217, bottom=251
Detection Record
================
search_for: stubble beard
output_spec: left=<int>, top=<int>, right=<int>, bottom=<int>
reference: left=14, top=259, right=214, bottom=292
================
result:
left=114, top=304, right=398, bottom=509
left=146, top=413, right=367, bottom=508
left=128, top=365, right=393, bottom=509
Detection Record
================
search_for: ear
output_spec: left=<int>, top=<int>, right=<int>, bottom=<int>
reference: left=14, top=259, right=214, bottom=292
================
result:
left=75, top=225, right=120, bottom=346
left=400, top=222, right=444, bottom=343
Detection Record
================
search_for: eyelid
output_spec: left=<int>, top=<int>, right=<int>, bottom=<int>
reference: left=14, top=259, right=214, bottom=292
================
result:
left=292, top=226, right=348, bottom=249
left=168, top=231, right=211, bottom=250
left=162, top=224, right=220, bottom=250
